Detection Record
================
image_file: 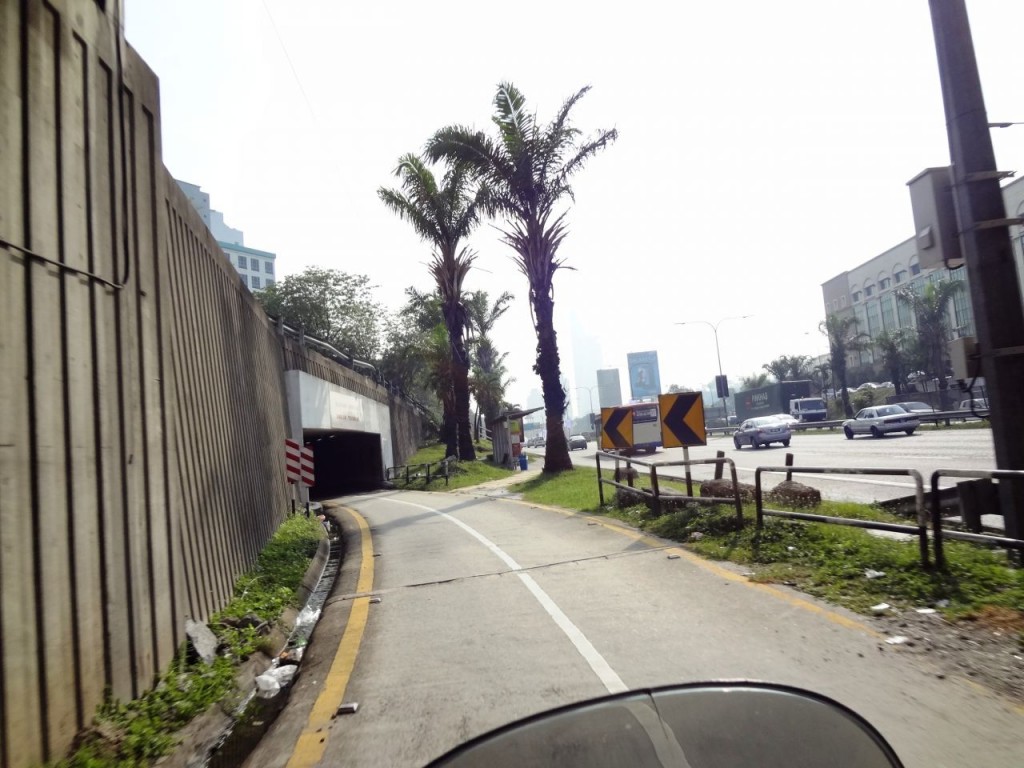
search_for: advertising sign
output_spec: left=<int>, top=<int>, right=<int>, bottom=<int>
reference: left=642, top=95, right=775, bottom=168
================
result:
left=627, top=351, right=661, bottom=400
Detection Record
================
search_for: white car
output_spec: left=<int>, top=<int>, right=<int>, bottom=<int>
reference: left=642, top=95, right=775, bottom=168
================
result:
left=843, top=405, right=920, bottom=439
left=958, top=398, right=989, bottom=411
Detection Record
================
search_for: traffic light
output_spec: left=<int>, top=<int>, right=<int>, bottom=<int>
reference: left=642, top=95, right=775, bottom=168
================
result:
left=715, top=374, right=729, bottom=399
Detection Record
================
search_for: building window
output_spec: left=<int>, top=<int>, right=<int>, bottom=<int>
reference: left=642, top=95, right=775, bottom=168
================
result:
left=894, top=270, right=906, bottom=284
left=266, top=277, right=275, bottom=287
left=264, top=260, right=274, bottom=274
left=851, top=291, right=861, bottom=303
left=250, top=259, right=260, bottom=273
left=879, top=277, right=891, bottom=290
left=252, top=276, right=261, bottom=289
left=910, top=261, right=921, bottom=275
left=238, top=255, right=248, bottom=269
left=864, top=285, right=874, bottom=297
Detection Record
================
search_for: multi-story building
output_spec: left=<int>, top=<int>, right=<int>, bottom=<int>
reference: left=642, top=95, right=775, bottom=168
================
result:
left=175, top=179, right=276, bottom=292
left=821, top=176, right=1024, bottom=373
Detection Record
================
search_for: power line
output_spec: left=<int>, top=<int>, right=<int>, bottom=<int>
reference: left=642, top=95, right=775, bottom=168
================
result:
left=260, top=0, right=317, bottom=123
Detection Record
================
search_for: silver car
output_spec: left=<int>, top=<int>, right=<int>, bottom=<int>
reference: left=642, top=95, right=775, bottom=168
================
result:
left=843, top=405, right=919, bottom=439
left=568, top=434, right=588, bottom=451
left=733, top=416, right=791, bottom=449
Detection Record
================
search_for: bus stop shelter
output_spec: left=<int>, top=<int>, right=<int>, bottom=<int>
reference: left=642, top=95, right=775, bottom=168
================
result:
left=489, top=407, right=544, bottom=469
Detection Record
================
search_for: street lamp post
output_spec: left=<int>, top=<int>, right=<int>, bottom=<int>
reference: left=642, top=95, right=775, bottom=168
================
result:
left=573, top=386, right=598, bottom=435
left=676, top=316, right=752, bottom=423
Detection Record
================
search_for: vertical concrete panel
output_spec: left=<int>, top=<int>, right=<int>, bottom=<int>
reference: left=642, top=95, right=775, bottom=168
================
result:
left=60, top=27, right=99, bottom=734
left=165, top=208, right=204, bottom=620
left=94, top=57, right=132, bottom=702
left=26, top=3, right=77, bottom=754
left=0, top=3, right=46, bottom=764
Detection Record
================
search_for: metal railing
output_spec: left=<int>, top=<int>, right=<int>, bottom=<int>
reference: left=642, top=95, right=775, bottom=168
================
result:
left=595, top=451, right=744, bottom=523
left=755, top=466, right=931, bottom=567
left=930, top=469, right=1024, bottom=568
left=386, top=456, right=455, bottom=487
left=706, top=409, right=989, bottom=436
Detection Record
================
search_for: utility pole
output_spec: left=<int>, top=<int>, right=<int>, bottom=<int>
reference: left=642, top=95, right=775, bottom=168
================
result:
left=929, top=0, right=1024, bottom=541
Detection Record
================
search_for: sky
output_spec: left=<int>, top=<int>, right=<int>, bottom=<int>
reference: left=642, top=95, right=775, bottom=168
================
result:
left=125, top=1, right=1024, bottom=415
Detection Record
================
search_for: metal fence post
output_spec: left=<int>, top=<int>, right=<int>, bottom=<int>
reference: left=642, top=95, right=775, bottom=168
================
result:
left=714, top=450, right=724, bottom=480
left=650, top=467, right=662, bottom=517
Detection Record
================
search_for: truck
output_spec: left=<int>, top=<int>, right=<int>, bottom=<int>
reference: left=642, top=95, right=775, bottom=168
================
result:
left=734, top=380, right=818, bottom=423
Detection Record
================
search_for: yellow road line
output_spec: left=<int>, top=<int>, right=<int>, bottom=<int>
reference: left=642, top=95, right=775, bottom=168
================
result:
left=510, top=499, right=881, bottom=638
left=287, top=507, right=374, bottom=768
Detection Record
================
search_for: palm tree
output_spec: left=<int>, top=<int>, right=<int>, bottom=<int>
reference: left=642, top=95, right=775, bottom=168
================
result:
left=873, top=329, right=914, bottom=395
left=896, top=280, right=965, bottom=410
left=379, top=155, right=486, bottom=460
left=427, top=83, right=618, bottom=472
left=820, top=314, right=869, bottom=417
left=464, top=291, right=515, bottom=439
left=763, top=354, right=813, bottom=382
left=470, top=350, right=513, bottom=441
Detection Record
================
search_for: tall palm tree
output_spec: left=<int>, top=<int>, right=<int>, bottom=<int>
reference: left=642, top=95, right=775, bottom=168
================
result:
left=464, top=291, right=514, bottom=439
left=820, top=314, right=869, bottom=417
left=427, top=83, right=618, bottom=472
left=873, top=329, right=913, bottom=395
left=896, top=280, right=965, bottom=410
left=379, top=155, right=486, bottom=460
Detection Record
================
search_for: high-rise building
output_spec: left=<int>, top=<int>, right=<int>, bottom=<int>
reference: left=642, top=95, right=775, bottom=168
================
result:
left=596, top=368, right=622, bottom=409
left=820, top=176, right=1024, bottom=375
left=175, top=179, right=276, bottom=293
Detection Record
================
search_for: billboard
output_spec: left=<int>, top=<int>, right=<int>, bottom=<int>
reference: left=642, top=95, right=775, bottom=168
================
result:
left=627, top=351, right=661, bottom=400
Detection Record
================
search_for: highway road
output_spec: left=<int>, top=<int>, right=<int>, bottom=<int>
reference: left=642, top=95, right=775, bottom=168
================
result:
left=551, top=427, right=999, bottom=506
left=253, top=486, right=1023, bottom=768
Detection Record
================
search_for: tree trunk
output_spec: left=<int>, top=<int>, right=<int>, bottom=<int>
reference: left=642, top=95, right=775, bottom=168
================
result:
left=441, top=386, right=458, bottom=459
left=452, top=353, right=476, bottom=460
left=533, top=293, right=573, bottom=471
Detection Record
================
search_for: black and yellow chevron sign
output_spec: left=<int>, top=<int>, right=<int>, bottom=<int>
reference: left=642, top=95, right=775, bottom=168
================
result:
left=659, top=392, right=706, bottom=448
left=600, top=406, right=633, bottom=450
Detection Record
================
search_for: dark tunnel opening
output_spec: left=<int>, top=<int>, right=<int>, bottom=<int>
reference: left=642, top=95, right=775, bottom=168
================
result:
left=305, top=429, right=384, bottom=499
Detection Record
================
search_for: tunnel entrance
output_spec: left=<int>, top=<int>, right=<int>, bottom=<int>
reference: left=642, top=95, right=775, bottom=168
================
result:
left=304, top=429, right=384, bottom=499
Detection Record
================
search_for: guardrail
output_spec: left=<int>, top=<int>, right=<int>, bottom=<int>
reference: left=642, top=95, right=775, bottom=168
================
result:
left=929, top=469, right=1024, bottom=569
left=386, top=456, right=454, bottom=487
left=755, top=465, right=931, bottom=566
left=706, top=409, right=989, bottom=436
left=595, top=451, right=744, bottom=522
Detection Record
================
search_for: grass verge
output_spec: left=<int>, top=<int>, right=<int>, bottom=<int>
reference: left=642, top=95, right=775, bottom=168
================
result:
left=395, top=441, right=516, bottom=491
left=511, top=468, right=1023, bottom=626
left=55, top=513, right=324, bottom=767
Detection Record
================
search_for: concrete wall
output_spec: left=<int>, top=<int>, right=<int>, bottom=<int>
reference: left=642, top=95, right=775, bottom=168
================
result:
left=0, top=3, right=290, bottom=764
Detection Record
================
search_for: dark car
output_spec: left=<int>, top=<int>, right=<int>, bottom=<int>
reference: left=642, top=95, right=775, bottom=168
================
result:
left=733, top=416, right=791, bottom=449
left=568, top=434, right=588, bottom=451
left=843, top=405, right=919, bottom=439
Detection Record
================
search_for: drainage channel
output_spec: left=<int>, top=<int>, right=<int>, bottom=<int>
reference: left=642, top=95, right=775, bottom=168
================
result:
left=205, top=528, right=344, bottom=767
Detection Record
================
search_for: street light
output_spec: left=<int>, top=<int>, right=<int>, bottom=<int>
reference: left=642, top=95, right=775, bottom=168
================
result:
left=572, top=386, right=599, bottom=438
left=675, top=315, right=752, bottom=422
left=987, top=121, right=1024, bottom=128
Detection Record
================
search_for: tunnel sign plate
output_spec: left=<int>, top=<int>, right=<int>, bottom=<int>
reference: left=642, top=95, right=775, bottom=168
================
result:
left=285, top=439, right=315, bottom=486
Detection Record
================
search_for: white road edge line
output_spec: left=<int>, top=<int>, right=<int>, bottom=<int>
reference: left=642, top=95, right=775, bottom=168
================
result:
left=385, top=497, right=629, bottom=695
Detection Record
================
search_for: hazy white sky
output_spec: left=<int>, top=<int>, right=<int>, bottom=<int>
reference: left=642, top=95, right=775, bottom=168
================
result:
left=126, top=1, right=1024, bottom=412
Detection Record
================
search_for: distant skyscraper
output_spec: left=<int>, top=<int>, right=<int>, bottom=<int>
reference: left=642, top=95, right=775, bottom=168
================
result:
left=569, top=313, right=602, bottom=418
left=597, top=369, right=622, bottom=409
